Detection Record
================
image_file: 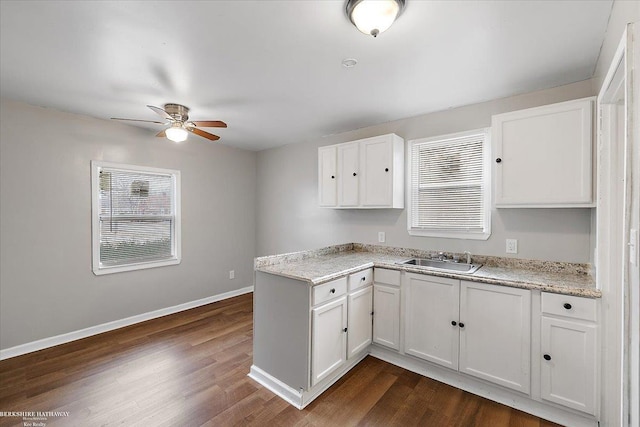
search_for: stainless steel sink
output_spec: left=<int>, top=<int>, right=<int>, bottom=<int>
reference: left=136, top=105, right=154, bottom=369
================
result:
left=399, top=258, right=482, bottom=274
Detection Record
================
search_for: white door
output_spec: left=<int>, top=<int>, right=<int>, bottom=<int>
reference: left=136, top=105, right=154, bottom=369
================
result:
left=347, top=286, right=373, bottom=359
left=541, top=317, right=597, bottom=415
left=361, top=137, right=393, bottom=207
left=311, top=297, right=347, bottom=386
left=318, top=145, right=337, bottom=207
left=337, top=142, right=359, bottom=206
left=459, top=281, right=531, bottom=394
left=404, top=274, right=459, bottom=370
left=372, top=284, right=400, bottom=350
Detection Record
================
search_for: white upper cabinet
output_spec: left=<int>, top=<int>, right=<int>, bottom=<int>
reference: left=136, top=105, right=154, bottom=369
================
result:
left=337, top=142, right=360, bottom=207
left=492, top=97, right=594, bottom=207
left=318, top=134, right=404, bottom=209
left=318, top=145, right=337, bottom=207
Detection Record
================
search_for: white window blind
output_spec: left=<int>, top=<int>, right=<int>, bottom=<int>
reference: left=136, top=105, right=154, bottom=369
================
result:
left=408, top=130, right=491, bottom=239
left=91, top=162, right=181, bottom=275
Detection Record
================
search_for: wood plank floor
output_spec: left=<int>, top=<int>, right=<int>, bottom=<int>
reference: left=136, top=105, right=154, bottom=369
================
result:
left=0, top=293, right=561, bottom=426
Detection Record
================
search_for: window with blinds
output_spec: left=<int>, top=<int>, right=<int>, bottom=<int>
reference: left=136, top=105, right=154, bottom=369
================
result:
left=91, top=161, right=181, bottom=275
left=407, top=129, right=491, bottom=239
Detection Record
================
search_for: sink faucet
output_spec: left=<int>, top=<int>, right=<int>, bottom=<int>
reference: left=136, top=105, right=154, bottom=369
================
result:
left=464, top=251, right=472, bottom=264
left=437, top=251, right=446, bottom=261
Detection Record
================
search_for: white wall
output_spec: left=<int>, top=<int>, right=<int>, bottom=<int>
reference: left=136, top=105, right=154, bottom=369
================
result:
left=0, top=99, right=256, bottom=350
left=256, top=80, right=596, bottom=263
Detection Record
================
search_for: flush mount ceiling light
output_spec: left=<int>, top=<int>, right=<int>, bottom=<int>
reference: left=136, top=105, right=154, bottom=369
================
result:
left=165, top=122, right=189, bottom=142
left=346, top=0, right=406, bottom=37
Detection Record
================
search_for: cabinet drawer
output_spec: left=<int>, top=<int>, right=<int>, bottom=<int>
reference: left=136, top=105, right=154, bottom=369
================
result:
left=313, top=277, right=347, bottom=306
left=374, top=268, right=401, bottom=286
left=349, top=268, right=373, bottom=291
left=541, top=292, right=597, bottom=322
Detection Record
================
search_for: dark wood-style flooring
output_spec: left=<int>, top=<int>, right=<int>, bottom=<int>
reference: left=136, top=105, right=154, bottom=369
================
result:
left=0, top=293, right=561, bottom=426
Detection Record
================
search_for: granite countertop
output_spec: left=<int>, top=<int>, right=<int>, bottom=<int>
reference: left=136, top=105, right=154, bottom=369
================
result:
left=255, top=243, right=600, bottom=298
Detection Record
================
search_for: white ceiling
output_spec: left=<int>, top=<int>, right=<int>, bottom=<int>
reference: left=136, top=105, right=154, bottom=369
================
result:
left=0, top=1, right=612, bottom=151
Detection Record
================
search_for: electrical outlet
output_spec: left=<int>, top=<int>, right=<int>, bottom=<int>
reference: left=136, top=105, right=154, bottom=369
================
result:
left=378, top=232, right=386, bottom=243
left=229, top=270, right=235, bottom=280
left=506, top=239, right=518, bottom=254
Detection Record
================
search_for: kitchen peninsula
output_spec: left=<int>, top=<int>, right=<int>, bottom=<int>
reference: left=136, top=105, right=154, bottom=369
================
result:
left=250, top=243, right=599, bottom=427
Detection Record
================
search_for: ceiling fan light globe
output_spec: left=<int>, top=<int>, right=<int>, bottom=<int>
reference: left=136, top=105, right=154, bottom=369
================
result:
left=348, top=0, right=402, bottom=36
left=165, top=126, right=188, bottom=142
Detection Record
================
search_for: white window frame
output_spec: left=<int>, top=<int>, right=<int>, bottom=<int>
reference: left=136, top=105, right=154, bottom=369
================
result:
left=407, top=128, right=491, bottom=240
left=91, top=161, right=181, bottom=275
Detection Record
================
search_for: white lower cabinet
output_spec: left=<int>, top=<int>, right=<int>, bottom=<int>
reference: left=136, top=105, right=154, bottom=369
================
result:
left=347, top=286, right=373, bottom=359
left=540, top=293, right=598, bottom=415
left=404, top=275, right=531, bottom=394
left=311, top=296, right=347, bottom=386
left=404, top=274, right=459, bottom=369
left=373, top=284, right=401, bottom=350
left=459, top=281, right=531, bottom=394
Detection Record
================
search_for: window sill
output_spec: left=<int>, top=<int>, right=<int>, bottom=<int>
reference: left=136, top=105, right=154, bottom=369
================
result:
left=408, top=229, right=491, bottom=240
left=93, top=258, right=181, bottom=276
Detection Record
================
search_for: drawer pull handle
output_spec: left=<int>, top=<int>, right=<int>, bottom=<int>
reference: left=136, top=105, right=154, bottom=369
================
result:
left=451, top=321, right=457, bottom=326
left=385, top=168, right=389, bottom=172
left=458, top=322, right=465, bottom=328
left=361, top=277, right=366, bottom=281
left=543, top=354, right=552, bottom=361
left=330, top=288, right=336, bottom=294
left=343, top=327, right=348, bottom=333
left=331, top=175, right=335, bottom=179
left=496, top=158, right=502, bottom=163
left=563, top=303, right=572, bottom=310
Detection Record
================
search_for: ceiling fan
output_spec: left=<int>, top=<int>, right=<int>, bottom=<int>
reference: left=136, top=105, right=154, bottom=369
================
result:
left=112, top=103, right=227, bottom=143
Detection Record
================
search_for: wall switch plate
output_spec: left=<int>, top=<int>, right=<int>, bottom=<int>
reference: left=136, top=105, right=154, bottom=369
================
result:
left=229, top=270, right=235, bottom=280
left=378, top=232, right=386, bottom=243
left=506, top=239, right=518, bottom=254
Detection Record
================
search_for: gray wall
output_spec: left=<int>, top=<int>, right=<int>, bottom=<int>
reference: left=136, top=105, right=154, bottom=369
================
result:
left=592, top=1, right=640, bottom=90
left=256, top=80, right=596, bottom=263
left=0, top=99, right=256, bottom=350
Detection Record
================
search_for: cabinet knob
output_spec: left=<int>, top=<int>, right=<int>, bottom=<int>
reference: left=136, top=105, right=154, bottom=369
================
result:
left=563, top=303, right=572, bottom=310
left=353, top=172, right=357, bottom=176
left=451, top=321, right=457, bottom=326
left=330, top=288, right=336, bottom=294
left=331, top=175, right=335, bottom=179
left=496, top=158, right=502, bottom=163
left=543, top=354, right=552, bottom=361
left=459, top=322, right=465, bottom=328
left=385, top=168, right=389, bottom=172
left=361, top=277, right=366, bottom=281
left=343, top=327, right=348, bottom=333
left=371, top=311, right=374, bottom=315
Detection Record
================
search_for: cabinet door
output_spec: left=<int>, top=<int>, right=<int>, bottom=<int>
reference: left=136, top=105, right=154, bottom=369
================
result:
left=459, top=281, right=531, bottom=394
left=404, top=274, right=460, bottom=370
left=337, top=142, right=359, bottom=207
left=311, top=297, right=347, bottom=386
left=347, top=286, right=373, bottom=359
left=493, top=98, right=593, bottom=207
left=541, top=317, right=597, bottom=415
left=372, top=284, right=400, bottom=350
left=361, top=136, right=393, bottom=207
left=318, top=146, right=337, bottom=207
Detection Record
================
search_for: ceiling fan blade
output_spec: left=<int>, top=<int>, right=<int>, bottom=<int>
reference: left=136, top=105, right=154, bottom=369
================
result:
left=156, top=130, right=166, bottom=137
left=190, top=120, right=227, bottom=128
left=147, top=105, right=174, bottom=121
left=188, top=127, right=220, bottom=142
left=111, top=118, right=165, bottom=124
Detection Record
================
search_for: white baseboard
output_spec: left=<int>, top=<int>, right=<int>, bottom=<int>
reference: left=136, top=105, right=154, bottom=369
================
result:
left=0, top=285, right=254, bottom=361
left=249, top=365, right=304, bottom=409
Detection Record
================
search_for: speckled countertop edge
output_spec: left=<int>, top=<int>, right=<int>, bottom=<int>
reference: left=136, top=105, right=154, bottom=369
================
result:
left=255, top=243, right=600, bottom=298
